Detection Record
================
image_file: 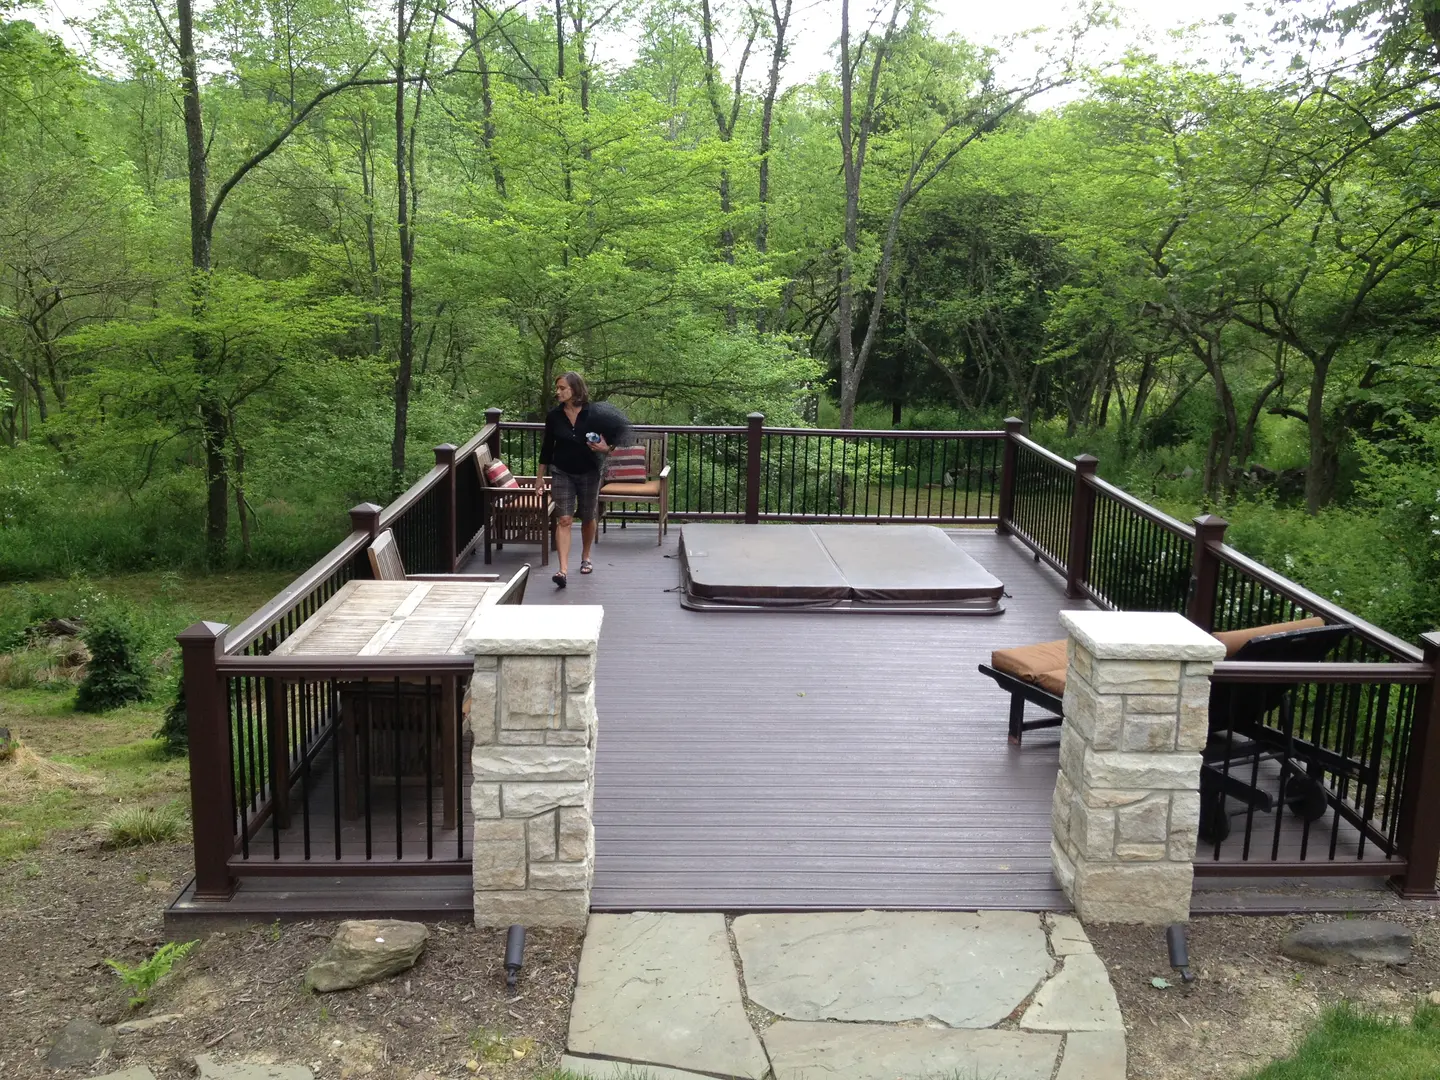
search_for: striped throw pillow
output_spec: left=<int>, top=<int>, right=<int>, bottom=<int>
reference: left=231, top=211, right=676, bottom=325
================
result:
left=606, top=445, right=649, bottom=483
left=484, top=460, right=520, bottom=488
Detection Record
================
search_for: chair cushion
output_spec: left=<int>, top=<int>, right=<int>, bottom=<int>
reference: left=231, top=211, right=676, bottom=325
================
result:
left=991, top=639, right=1068, bottom=697
left=484, top=459, right=521, bottom=488
left=600, top=480, right=662, bottom=498
left=1211, top=616, right=1325, bottom=658
left=606, top=445, right=649, bottom=483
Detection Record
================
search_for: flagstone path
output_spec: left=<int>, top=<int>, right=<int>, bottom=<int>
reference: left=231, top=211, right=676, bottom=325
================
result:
left=564, top=910, right=1125, bottom=1080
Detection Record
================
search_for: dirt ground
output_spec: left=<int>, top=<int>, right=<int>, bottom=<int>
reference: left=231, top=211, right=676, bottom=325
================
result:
left=1090, top=904, right=1440, bottom=1079
left=0, top=837, right=582, bottom=1080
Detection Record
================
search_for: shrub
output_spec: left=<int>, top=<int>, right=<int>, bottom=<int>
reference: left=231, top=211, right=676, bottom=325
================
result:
left=100, top=803, right=188, bottom=847
left=155, top=681, right=188, bottom=757
left=75, top=611, right=150, bottom=711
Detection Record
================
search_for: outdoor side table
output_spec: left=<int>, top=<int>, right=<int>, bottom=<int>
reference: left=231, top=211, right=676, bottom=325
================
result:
left=272, top=579, right=503, bottom=829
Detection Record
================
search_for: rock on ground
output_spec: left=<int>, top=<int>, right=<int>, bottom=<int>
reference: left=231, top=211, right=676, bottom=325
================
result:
left=195, top=1055, right=315, bottom=1079
left=302, top=919, right=428, bottom=992
left=93, top=1069, right=158, bottom=1080
left=45, top=1017, right=116, bottom=1068
left=1280, top=920, right=1413, bottom=966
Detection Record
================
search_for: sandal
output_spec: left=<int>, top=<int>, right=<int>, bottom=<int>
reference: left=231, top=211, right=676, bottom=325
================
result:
left=552, top=571, right=567, bottom=589
left=579, top=560, right=593, bottom=575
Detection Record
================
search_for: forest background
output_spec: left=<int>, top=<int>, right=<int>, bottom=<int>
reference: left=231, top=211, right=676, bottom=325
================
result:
left=2, top=0, right=1439, bottom=644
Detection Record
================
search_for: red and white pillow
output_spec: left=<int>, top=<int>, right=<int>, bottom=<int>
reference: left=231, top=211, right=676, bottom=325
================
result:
left=484, top=460, right=520, bottom=488
left=605, top=445, right=649, bottom=483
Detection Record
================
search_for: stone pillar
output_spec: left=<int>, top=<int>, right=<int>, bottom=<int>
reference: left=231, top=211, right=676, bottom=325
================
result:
left=462, top=605, right=603, bottom=929
left=1050, top=611, right=1224, bottom=924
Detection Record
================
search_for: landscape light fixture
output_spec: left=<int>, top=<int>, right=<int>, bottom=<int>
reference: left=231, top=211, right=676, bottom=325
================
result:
left=1166, top=923, right=1196, bottom=983
left=504, top=924, right=526, bottom=990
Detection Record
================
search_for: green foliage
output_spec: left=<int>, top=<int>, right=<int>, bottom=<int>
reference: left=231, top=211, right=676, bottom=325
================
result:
left=155, top=679, right=188, bottom=757
left=100, top=802, right=188, bottom=847
left=105, top=940, right=197, bottom=1008
left=75, top=611, right=150, bottom=712
left=1243, top=1002, right=1440, bottom=1079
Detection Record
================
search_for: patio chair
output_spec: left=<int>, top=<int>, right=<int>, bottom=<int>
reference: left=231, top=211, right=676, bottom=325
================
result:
left=367, top=528, right=501, bottom=582
left=978, top=618, right=1350, bottom=843
left=476, top=445, right=555, bottom=566
left=598, top=431, right=670, bottom=545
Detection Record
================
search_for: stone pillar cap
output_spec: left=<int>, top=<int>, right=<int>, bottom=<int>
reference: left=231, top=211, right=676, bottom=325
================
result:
left=1059, top=610, right=1224, bottom=662
left=462, top=605, right=603, bottom=656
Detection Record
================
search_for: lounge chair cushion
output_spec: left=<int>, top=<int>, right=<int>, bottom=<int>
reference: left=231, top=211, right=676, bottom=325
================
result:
left=600, top=480, right=662, bottom=498
left=991, top=639, right=1068, bottom=697
left=1211, top=616, right=1325, bottom=658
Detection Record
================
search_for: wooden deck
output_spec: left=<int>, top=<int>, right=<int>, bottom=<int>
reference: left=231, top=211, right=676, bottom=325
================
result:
left=475, top=523, right=1090, bottom=910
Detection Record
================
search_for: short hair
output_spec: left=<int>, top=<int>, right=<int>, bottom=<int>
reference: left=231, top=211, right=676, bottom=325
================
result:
left=557, top=371, right=589, bottom=407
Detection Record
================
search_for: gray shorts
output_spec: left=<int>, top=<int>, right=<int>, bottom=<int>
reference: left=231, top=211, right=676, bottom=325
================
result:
left=550, top=466, right=600, bottom=522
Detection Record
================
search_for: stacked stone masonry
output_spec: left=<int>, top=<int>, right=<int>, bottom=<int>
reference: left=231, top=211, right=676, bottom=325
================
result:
left=464, top=607, right=603, bottom=928
left=1051, top=611, right=1225, bottom=924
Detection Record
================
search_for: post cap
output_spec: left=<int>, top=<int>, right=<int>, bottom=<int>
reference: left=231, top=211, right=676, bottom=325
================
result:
left=747, top=412, right=765, bottom=422
left=1004, top=417, right=1024, bottom=432
left=177, top=621, right=229, bottom=644
left=1074, top=454, right=1099, bottom=473
left=1193, top=513, right=1230, bottom=532
left=434, top=443, right=458, bottom=463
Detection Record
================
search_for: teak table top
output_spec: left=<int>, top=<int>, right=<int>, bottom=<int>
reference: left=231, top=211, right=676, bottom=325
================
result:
left=271, top=579, right=502, bottom=658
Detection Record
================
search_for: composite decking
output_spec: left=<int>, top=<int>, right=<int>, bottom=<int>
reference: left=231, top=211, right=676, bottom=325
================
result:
left=474, top=523, right=1089, bottom=910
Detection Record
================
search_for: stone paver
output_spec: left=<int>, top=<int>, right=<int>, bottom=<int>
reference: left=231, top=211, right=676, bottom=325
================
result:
left=1281, top=920, right=1413, bottom=966
left=45, top=1017, right=115, bottom=1068
left=733, top=910, right=1051, bottom=1028
left=1021, top=952, right=1123, bottom=1031
left=763, top=1021, right=1061, bottom=1080
left=567, top=912, right=768, bottom=1080
left=94, top=1069, right=159, bottom=1080
left=559, top=1055, right=719, bottom=1080
left=195, top=1056, right=315, bottom=1079
left=1046, top=913, right=1096, bottom=955
left=1055, top=1030, right=1128, bottom=1079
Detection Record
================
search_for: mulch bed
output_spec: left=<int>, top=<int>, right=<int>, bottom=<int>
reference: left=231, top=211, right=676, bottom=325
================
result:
left=1089, top=907, right=1440, bottom=1079
left=0, top=836, right=581, bottom=1079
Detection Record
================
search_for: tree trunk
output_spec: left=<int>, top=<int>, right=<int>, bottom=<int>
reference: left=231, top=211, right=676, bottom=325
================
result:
left=1305, top=356, right=1336, bottom=513
left=358, top=114, right=384, bottom=355
left=390, top=0, right=414, bottom=491
left=756, top=0, right=791, bottom=261
left=177, top=0, right=229, bottom=563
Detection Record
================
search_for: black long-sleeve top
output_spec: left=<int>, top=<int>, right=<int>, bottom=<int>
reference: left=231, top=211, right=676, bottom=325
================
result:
left=539, top=404, right=603, bottom=475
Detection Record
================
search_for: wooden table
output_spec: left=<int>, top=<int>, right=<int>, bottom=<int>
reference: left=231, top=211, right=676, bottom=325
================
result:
left=274, top=580, right=502, bottom=828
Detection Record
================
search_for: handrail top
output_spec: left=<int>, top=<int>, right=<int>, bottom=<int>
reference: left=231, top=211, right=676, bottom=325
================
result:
left=223, top=530, right=369, bottom=654
left=216, top=653, right=474, bottom=675
left=494, top=419, right=1004, bottom=440
left=1212, top=544, right=1423, bottom=663
left=1087, top=474, right=1197, bottom=541
left=1213, top=659, right=1432, bottom=684
left=1012, top=433, right=1076, bottom=472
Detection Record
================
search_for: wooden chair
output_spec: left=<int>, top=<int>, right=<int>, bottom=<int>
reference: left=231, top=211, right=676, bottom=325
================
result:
left=367, top=528, right=501, bottom=582
left=476, top=446, right=555, bottom=566
left=598, top=431, right=670, bottom=545
left=485, top=563, right=530, bottom=606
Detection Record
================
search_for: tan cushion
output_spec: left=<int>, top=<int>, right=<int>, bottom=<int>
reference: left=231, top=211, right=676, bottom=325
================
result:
left=600, top=481, right=662, bottom=498
left=1033, top=669, right=1068, bottom=696
left=991, top=639, right=1068, bottom=686
left=1211, top=617, right=1325, bottom=658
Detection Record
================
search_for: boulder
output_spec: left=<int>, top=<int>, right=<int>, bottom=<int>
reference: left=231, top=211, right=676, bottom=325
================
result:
left=303, top=919, right=428, bottom=993
left=1281, top=920, right=1412, bottom=966
left=45, top=1016, right=116, bottom=1068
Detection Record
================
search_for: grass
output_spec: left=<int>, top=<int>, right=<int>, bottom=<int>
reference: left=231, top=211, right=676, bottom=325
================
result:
left=101, top=803, right=189, bottom=847
left=0, top=569, right=298, bottom=858
left=1243, top=1003, right=1440, bottom=1079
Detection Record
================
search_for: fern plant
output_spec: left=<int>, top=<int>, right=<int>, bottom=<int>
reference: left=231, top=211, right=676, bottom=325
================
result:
left=106, top=940, right=197, bottom=1008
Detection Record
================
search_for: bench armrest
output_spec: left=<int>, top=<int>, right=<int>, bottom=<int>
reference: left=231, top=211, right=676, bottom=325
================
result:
left=406, top=574, right=502, bottom=582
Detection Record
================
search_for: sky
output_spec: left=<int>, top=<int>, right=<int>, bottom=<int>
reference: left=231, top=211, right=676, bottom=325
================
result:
left=29, top=0, right=1315, bottom=89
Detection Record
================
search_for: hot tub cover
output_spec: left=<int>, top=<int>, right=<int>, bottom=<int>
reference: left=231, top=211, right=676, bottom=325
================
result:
left=679, top=523, right=1004, bottom=614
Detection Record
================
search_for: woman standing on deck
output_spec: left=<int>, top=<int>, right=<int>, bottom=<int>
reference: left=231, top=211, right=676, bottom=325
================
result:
left=535, top=372, right=625, bottom=588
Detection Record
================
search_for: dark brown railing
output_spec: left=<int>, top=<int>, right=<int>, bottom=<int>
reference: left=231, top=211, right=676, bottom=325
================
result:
left=182, top=412, right=1440, bottom=901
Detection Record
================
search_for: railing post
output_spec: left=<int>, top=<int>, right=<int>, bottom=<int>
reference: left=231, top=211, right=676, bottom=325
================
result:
left=485, top=407, right=504, bottom=462
left=1398, top=632, right=1440, bottom=898
left=745, top=412, right=764, bottom=524
left=179, top=621, right=236, bottom=901
left=435, top=443, right=458, bottom=573
left=350, top=502, right=382, bottom=542
left=1065, top=455, right=1099, bottom=600
left=996, top=417, right=1023, bottom=535
left=1186, top=514, right=1229, bottom=632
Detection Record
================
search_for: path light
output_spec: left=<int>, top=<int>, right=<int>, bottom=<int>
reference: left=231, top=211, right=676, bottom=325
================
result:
left=1166, top=924, right=1196, bottom=984
left=505, top=925, right=526, bottom=990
